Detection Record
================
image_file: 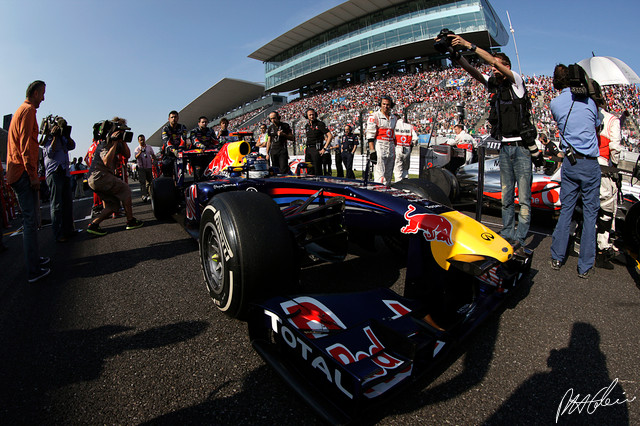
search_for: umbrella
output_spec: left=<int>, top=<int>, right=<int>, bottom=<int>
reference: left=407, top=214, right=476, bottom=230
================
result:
left=577, top=56, right=640, bottom=86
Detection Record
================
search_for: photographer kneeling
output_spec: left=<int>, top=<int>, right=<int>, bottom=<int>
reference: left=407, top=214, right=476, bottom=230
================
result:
left=86, top=117, right=143, bottom=236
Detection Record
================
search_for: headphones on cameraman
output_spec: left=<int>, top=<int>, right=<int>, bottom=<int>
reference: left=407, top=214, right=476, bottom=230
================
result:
left=379, top=95, right=395, bottom=108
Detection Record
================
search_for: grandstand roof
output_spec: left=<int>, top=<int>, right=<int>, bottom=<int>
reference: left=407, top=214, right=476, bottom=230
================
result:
left=147, top=78, right=264, bottom=147
left=250, top=0, right=506, bottom=92
left=249, top=0, right=413, bottom=62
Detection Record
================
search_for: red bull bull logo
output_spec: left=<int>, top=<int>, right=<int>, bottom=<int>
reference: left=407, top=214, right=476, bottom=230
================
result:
left=400, top=204, right=453, bottom=246
left=204, top=141, right=249, bottom=178
left=204, top=144, right=233, bottom=177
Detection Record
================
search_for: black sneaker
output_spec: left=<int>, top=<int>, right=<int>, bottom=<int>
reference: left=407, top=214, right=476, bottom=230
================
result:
left=39, top=256, right=51, bottom=266
left=87, top=222, right=108, bottom=236
left=28, top=267, right=51, bottom=283
left=578, top=267, right=593, bottom=279
left=125, top=218, right=143, bottom=230
left=550, top=259, right=562, bottom=270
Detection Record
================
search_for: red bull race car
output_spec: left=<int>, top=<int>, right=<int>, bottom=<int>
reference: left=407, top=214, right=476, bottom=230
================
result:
left=150, top=138, right=533, bottom=423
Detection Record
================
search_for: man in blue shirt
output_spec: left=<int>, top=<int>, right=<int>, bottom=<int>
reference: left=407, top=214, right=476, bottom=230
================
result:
left=549, top=64, right=601, bottom=278
left=41, top=116, right=77, bottom=243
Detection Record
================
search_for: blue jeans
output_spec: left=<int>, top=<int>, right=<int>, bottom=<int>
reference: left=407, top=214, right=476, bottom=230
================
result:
left=551, top=158, right=601, bottom=274
left=499, top=145, right=533, bottom=245
left=47, top=169, right=74, bottom=240
left=10, top=172, right=41, bottom=278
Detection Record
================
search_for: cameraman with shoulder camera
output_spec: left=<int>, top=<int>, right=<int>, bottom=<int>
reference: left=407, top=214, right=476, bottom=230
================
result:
left=441, top=30, right=541, bottom=247
left=86, top=117, right=143, bottom=236
left=549, top=64, right=601, bottom=279
left=41, top=115, right=77, bottom=242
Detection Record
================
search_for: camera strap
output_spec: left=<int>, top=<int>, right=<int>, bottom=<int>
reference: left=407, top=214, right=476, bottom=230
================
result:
left=559, top=100, right=577, bottom=152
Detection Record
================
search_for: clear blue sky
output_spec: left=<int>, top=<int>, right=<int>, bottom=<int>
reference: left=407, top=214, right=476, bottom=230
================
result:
left=1, top=0, right=637, bottom=157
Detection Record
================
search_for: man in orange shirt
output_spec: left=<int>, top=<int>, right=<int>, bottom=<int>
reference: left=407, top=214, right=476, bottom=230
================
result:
left=6, top=80, right=50, bottom=283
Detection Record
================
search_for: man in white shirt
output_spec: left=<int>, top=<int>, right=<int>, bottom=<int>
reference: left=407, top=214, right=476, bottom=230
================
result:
left=393, top=115, right=418, bottom=182
left=452, top=124, right=475, bottom=164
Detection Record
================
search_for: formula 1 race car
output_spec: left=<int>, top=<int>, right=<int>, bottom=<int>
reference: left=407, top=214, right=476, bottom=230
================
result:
left=151, top=138, right=532, bottom=422
left=456, top=156, right=563, bottom=212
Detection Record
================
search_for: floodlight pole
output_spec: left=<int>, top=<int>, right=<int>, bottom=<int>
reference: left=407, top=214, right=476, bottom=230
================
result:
left=506, top=11, right=522, bottom=76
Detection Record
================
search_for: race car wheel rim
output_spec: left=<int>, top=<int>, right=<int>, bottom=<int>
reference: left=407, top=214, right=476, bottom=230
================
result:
left=203, top=223, right=224, bottom=294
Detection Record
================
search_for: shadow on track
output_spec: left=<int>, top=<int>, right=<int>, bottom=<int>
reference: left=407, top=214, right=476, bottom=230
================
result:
left=484, top=322, right=630, bottom=425
left=0, top=320, right=209, bottom=423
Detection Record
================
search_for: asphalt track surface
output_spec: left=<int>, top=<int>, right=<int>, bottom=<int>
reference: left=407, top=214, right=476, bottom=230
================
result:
left=1, top=182, right=639, bottom=425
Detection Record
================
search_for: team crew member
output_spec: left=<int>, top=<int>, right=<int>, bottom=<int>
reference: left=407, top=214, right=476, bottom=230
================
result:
left=266, top=111, right=294, bottom=173
left=549, top=64, right=601, bottom=279
left=596, top=103, right=622, bottom=269
left=339, top=125, right=359, bottom=179
left=366, top=95, right=397, bottom=185
left=452, top=124, right=475, bottom=164
left=256, top=124, right=270, bottom=157
left=161, top=110, right=187, bottom=176
left=393, top=115, right=418, bottom=182
left=448, top=34, right=541, bottom=247
left=304, top=108, right=333, bottom=176
left=190, top=116, right=218, bottom=149
left=329, top=134, right=344, bottom=177
left=538, top=133, right=562, bottom=176
left=217, top=117, right=230, bottom=138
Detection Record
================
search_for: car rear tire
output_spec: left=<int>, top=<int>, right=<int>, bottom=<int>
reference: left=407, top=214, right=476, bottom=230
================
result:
left=421, top=167, right=460, bottom=202
left=623, top=200, right=640, bottom=253
left=151, top=177, right=177, bottom=220
left=199, top=191, right=296, bottom=320
left=392, top=178, right=452, bottom=208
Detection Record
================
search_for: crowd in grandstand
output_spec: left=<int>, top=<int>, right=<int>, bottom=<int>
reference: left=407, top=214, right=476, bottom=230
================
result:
left=222, top=62, right=639, bottom=153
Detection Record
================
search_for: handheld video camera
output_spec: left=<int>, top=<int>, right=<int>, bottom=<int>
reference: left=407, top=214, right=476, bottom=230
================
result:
left=434, top=28, right=464, bottom=60
left=434, top=28, right=456, bottom=53
left=568, top=64, right=604, bottom=105
left=94, top=119, right=133, bottom=143
left=40, top=115, right=72, bottom=138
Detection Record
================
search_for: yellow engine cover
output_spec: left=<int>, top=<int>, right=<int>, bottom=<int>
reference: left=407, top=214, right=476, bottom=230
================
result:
left=226, top=140, right=250, bottom=166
